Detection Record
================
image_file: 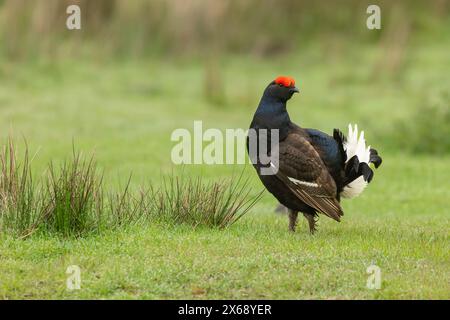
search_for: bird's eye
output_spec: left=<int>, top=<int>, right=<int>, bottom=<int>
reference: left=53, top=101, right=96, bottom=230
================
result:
left=278, top=83, right=283, bottom=87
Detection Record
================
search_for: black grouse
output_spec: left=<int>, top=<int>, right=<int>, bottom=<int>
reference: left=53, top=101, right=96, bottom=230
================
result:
left=247, top=76, right=382, bottom=233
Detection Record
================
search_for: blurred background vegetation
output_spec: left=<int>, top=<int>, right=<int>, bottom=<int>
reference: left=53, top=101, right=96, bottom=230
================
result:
left=1, top=0, right=448, bottom=59
left=0, top=0, right=449, bottom=180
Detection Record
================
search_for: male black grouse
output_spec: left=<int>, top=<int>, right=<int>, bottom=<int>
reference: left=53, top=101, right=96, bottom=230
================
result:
left=247, top=76, right=382, bottom=233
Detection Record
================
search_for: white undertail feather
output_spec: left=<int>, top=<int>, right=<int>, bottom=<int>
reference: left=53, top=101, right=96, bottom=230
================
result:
left=341, top=124, right=371, bottom=199
left=344, top=124, right=371, bottom=163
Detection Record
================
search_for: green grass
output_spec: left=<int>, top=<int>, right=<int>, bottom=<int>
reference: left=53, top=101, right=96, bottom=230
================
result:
left=1, top=155, right=449, bottom=299
left=0, top=42, right=449, bottom=299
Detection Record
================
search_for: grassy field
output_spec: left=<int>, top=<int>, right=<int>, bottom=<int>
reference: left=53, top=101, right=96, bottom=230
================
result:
left=0, top=154, right=449, bottom=299
left=0, top=43, right=449, bottom=299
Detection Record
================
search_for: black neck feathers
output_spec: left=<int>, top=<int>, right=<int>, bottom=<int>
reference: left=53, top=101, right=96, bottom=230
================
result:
left=251, top=95, right=292, bottom=141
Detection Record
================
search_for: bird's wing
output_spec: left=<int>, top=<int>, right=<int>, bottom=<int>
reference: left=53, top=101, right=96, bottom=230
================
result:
left=271, top=132, right=344, bottom=221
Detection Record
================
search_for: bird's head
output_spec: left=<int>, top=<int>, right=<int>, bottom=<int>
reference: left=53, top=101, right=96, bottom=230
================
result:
left=263, top=76, right=299, bottom=102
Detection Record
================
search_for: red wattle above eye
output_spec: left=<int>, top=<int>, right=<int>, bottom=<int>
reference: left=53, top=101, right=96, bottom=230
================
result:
left=274, top=76, right=296, bottom=88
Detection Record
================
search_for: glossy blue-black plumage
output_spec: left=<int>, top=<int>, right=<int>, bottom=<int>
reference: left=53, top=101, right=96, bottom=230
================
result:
left=251, top=94, right=291, bottom=141
left=305, top=128, right=346, bottom=193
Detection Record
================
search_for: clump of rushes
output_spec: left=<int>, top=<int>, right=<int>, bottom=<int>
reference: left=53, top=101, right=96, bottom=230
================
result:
left=0, top=138, right=42, bottom=238
left=151, top=173, right=264, bottom=229
left=0, top=138, right=263, bottom=238
left=108, top=177, right=150, bottom=228
left=40, top=152, right=104, bottom=237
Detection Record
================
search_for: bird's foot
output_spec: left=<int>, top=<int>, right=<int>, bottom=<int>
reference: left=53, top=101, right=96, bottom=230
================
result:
left=303, top=213, right=318, bottom=234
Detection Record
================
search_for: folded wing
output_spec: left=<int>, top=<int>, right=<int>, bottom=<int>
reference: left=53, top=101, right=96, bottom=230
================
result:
left=271, top=132, right=344, bottom=221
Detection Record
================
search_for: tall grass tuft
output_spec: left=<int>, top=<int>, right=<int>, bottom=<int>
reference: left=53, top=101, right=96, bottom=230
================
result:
left=0, top=138, right=41, bottom=237
left=41, top=152, right=103, bottom=237
left=108, top=176, right=150, bottom=227
left=151, top=173, right=263, bottom=229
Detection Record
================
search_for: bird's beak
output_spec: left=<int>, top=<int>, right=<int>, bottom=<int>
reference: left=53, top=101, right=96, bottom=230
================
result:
left=290, top=86, right=299, bottom=93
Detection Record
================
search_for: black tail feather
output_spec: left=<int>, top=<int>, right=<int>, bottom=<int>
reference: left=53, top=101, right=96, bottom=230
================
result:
left=333, top=128, right=347, bottom=162
left=369, top=148, right=382, bottom=168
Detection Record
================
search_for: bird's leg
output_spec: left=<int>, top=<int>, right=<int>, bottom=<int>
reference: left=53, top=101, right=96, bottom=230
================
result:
left=303, top=213, right=318, bottom=234
left=288, top=209, right=298, bottom=232
left=275, top=203, right=288, bottom=214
